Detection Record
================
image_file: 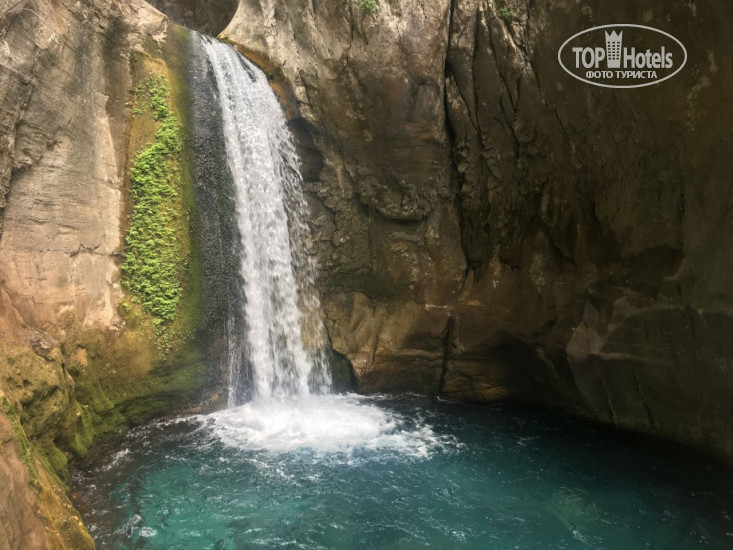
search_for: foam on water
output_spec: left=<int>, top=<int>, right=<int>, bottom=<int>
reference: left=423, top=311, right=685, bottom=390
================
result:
left=73, top=399, right=733, bottom=549
left=202, top=394, right=453, bottom=458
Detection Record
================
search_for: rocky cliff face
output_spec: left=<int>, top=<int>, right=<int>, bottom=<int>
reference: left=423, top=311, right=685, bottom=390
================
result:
left=0, top=0, right=153, bottom=546
left=0, top=1, right=216, bottom=547
left=223, top=0, right=466, bottom=396
left=0, top=0, right=151, bottom=328
left=145, top=0, right=237, bottom=35
left=442, top=0, right=733, bottom=455
left=221, top=0, right=733, bottom=458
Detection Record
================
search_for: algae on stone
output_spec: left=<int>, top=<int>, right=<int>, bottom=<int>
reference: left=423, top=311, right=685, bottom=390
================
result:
left=1, top=396, right=39, bottom=490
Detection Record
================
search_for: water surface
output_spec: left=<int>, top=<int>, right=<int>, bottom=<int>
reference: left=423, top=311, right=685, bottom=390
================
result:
left=73, top=395, right=733, bottom=549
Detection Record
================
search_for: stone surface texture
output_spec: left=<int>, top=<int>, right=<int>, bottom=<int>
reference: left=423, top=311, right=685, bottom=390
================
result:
left=0, top=1, right=197, bottom=547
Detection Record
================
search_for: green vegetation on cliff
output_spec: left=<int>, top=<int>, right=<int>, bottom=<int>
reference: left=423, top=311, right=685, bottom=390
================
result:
left=1, top=396, right=39, bottom=489
left=358, top=0, right=377, bottom=13
left=123, top=75, right=186, bottom=332
left=498, top=6, right=516, bottom=23
left=0, top=29, right=210, bottom=550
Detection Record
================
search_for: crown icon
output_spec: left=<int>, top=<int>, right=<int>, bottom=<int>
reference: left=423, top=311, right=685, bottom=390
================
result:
left=605, top=30, right=623, bottom=68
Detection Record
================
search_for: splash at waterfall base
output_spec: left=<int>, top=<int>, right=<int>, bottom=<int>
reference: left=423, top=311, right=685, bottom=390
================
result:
left=206, top=394, right=445, bottom=454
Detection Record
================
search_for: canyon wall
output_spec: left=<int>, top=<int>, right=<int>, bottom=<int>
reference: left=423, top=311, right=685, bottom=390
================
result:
left=0, top=0, right=153, bottom=545
left=145, top=0, right=238, bottom=35
left=222, top=0, right=733, bottom=458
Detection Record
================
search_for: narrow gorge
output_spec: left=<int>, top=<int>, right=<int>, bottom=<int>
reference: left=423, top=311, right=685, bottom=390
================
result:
left=0, top=0, right=731, bottom=547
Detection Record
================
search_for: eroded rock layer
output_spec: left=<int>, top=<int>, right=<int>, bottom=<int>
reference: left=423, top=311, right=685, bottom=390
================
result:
left=145, top=0, right=238, bottom=35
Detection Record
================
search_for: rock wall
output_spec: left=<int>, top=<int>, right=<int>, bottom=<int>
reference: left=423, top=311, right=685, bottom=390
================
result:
left=223, top=0, right=466, bottom=396
left=0, top=0, right=157, bottom=330
left=0, top=1, right=218, bottom=547
left=443, top=0, right=733, bottom=456
left=222, top=0, right=733, bottom=458
left=145, top=0, right=237, bottom=35
left=0, top=393, right=95, bottom=549
left=0, top=0, right=157, bottom=545
left=0, top=406, right=65, bottom=550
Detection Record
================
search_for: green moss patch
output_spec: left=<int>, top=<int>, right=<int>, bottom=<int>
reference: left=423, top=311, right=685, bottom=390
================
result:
left=2, top=397, right=40, bottom=490
left=122, top=75, right=187, bottom=345
left=498, top=6, right=516, bottom=24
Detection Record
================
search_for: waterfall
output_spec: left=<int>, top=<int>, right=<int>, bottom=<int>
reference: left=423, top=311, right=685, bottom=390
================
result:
left=192, top=37, right=442, bottom=456
left=200, top=36, right=330, bottom=405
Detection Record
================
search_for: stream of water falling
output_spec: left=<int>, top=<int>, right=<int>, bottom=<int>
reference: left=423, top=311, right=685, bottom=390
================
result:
left=201, top=36, right=329, bottom=406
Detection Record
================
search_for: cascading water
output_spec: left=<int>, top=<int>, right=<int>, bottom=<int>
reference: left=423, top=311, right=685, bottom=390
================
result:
left=201, top=36, right=329, bottom=406
left=197, top=36, right=441, bottom=453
